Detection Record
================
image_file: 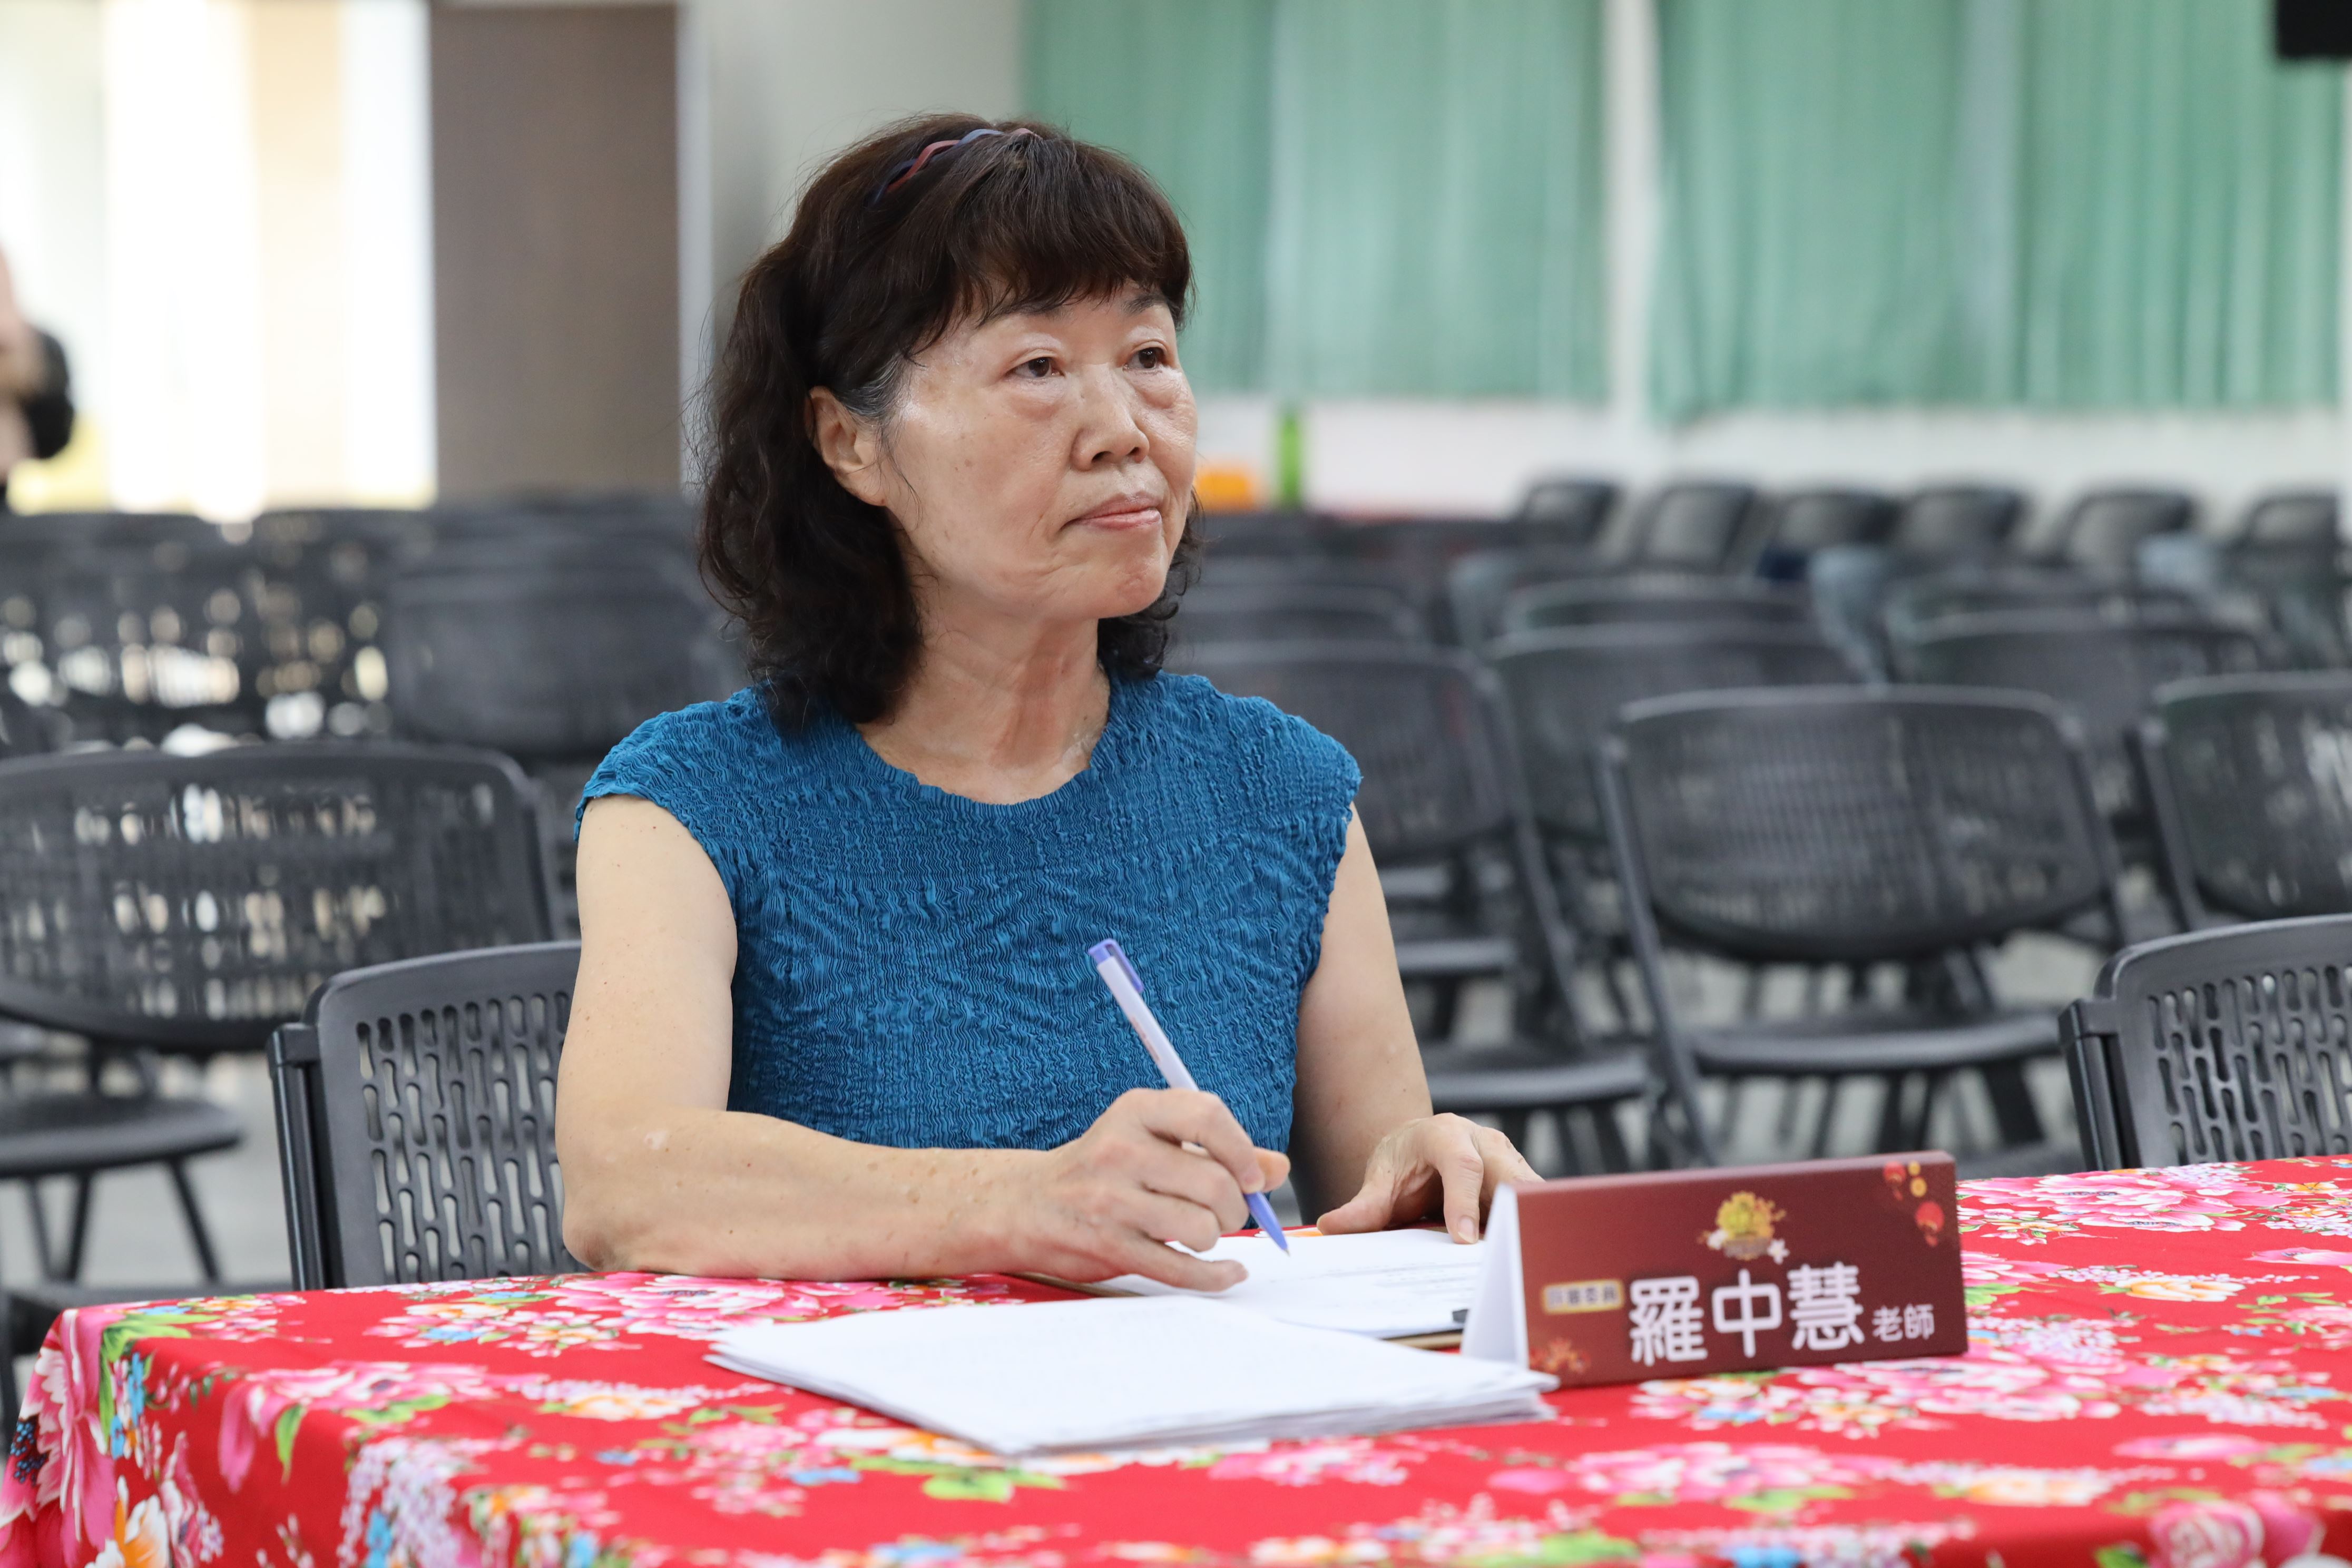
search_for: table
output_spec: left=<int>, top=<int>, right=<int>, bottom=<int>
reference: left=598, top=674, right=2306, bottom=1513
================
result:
left=13, top=1159, right=2352, bottom=1568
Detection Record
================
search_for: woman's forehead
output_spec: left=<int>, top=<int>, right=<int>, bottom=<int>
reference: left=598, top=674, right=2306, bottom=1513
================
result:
left=970, top=288, right=1174, bottom=333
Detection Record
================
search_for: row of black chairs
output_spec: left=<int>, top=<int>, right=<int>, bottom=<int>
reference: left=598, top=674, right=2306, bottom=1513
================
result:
left=1216, top=480, right=2334, bottom=581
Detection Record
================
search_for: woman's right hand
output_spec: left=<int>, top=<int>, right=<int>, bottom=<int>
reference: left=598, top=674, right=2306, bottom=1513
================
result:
left=1003, top=1087, right=1289, bottom=1291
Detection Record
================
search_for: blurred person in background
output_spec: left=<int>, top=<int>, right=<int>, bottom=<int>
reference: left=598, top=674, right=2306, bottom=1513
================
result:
left=0, top=244, right=74, bottom=512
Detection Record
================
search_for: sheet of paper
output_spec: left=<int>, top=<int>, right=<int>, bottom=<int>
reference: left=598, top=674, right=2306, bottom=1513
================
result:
left=1096, top=1227, right=1485, bottom=1337
left=711, top=1296, right=1555, bottom=1457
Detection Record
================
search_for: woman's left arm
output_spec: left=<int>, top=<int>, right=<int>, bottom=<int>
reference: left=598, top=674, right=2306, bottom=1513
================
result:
left=1289, top=810, right=1537, bottom=1240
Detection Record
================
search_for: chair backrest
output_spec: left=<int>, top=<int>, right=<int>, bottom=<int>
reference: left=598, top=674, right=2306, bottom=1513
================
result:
left=386, top=553, right=738, bottom=761
left=2062, top=915, right=2352, bottom=1170
left=1444, top=547, right=1605, bottom=650
left=1172, top=584, right=1424, bottom=647
left=1761, top=488, right=1898, bottom=556
left=1511, top=477, right=1619, bottom=548
left=1894, top=610, right=2268, bottom=818
left=33, top=538, right=276, bottom=744
left=1501, top=575, right=1808, bottom=634
left=1625, top=482, right=1761, bottom=570
left=1602, top=687, right=2118, bottom=965
left=2048, top=487, right=2197, bottom=574
left=1889, top=485, right=2027, bottom=559
left=1199, top=509, right=1339, bottom=559
left=1175, top=643, right=1521, bottom=862
left=1880, top=566, right=2201, bottom=644
left=2142, top=673, right=2352, bottom=925
left=0, top=744, right=553, bottom=1051
left=2, top=512, right=224, bottom=550
left=270, top=941, right=583, bottom=1288
left=1489, top=624, right=1857, bottom=843
left=2236, top=490, right=2339, bottom=551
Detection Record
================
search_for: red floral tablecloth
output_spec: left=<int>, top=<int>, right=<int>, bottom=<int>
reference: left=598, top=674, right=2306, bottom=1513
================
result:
left=14, top=1160, right=2352, bottom=1568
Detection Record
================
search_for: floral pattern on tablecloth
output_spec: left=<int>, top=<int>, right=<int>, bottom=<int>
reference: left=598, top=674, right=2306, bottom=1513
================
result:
left=15, top=1161, right=2352, bottom=1567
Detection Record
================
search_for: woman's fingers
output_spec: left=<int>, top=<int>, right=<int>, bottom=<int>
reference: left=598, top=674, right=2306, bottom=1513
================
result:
left=1124, top=1087, right=1267, bottom=1192
left=1315, top=1140, right=1405, bottom=1234
left=1433, top=1120, right=1491, bottom=1242
left=1131, top=1138, right=1251, bottom=1233
left=1111, top=1232, right=1246, bottom=1292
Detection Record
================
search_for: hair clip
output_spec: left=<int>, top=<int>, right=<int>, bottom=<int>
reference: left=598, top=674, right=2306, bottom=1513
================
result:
left=869, top=126, right=1031, bottom=207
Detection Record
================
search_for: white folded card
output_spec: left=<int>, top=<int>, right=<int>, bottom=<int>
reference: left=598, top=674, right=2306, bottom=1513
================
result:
left=1092, top=1227, right=1483, bottom=1338
left=710, top=1297, right=1556, bottom=1456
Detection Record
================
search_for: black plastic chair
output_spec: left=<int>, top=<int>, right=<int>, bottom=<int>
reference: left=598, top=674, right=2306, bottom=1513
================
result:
left=1880, top=566, right=2203, bottom=646
left=386, top=552, right=737, bottom=761
left=1177, top=643, right=1647, bottom=1170
left=1623, top=482, right=1762, bottom=571
left=1172, top=585, right=1425, bottom=647
left=2062, top=915, right=2352, bottom=1170
left=0, top=744, right=554, bottom=1354
left=1490, top=625, right=1859, bottom=851
left=1444, top=548, right=1607, bottom=652
left=1893, top=610, right=2269, bottom=829
left=270, top=942, right=582, bottom=1288
left=1600, top=687, right=2124, bottom=1166
left=2238, top=490, right=2339, bottom=550
left=1501, top=575, right=1807, bottom=634
left=1511, top=477, right=1619, bottom=548
left=1751, top=488, right=1897, bottom=577
left=2043, top=487, right=2197, bottom=575
left=1888, top=485, right=2027, bottom=560
left=2140, top=673, right=2352, bottom=928
left=1200, top=510, right=1339, bottom=560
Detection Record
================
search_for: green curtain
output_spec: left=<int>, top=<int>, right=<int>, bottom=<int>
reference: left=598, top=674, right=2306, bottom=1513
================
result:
left=1024, top=0, right=1609, bottom=401
left=1650, top=0, right=1976, bottom=417
left=1024, top=0, right=1275, bottom=393
left=2003, top=0, right=2341, bottom=406
left=1653, top=0, right=2342, bottom=419
left=1264, top=0, right=1608, bottom=399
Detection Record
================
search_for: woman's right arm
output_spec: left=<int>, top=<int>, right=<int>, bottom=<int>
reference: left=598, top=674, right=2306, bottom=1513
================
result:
left=555, top=796, right=1282, bottom=1288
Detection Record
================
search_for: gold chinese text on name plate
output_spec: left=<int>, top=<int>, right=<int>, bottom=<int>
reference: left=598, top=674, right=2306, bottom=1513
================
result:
left=1462, top=1152, right=1967, bottom=1386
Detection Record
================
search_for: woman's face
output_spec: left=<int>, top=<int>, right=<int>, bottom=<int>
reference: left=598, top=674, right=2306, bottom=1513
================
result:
left=817, top=289, right=1196, bottom=629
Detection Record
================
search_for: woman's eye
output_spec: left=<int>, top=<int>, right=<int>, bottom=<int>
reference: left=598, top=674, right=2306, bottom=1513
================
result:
left=1015, top=356, right=1056, bottom=378
left=1132, top=345, right=1167, bottom=369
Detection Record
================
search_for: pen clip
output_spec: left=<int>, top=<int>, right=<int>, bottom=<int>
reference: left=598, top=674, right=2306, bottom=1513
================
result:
left=1086, top=938, right=1145, bottom=995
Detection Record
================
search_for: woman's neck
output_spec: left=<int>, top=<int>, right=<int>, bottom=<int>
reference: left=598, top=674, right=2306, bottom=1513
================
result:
left=857, top=607, right=1111, bottom=806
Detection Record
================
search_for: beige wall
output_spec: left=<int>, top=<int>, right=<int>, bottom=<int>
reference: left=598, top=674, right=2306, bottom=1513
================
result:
left=430, top=2, right=682, bottom=497
left=689, top=0, right=1022, bottom=381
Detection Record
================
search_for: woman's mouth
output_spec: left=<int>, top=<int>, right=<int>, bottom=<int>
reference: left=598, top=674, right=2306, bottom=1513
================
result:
left=1069, top=496, right=1164, bottom=531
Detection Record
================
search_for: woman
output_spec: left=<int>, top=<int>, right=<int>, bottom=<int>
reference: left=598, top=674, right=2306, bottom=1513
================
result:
left=556, top=114, right=1535, bottom=1292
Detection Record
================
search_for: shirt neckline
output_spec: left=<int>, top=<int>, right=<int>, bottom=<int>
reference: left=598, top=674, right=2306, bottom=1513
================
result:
left=831, top=673, right=1140, bottom=818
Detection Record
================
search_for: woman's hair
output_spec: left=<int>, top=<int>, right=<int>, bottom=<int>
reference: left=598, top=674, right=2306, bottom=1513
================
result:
left=701, top=113, right=1202, bottom=728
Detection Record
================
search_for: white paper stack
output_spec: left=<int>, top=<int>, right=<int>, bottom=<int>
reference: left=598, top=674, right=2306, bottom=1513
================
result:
left=710, top=1297, right=1555, bottom=1456
left=1095, top=1227, right=1484, bottom=1337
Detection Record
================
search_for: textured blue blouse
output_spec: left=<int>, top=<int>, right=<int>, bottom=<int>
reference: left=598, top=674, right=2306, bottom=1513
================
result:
left=578, top=674, right=1360, bottom=1153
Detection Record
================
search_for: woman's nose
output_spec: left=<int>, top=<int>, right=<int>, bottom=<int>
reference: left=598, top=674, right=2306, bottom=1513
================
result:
left=1073, top=366, right=1148, bottom=466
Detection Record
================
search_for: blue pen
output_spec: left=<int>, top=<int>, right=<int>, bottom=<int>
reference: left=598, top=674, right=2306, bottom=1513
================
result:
left=1087, top=938, right=1290, bottom=1253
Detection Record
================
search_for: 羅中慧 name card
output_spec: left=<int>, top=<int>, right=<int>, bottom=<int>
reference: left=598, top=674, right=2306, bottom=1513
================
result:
left=1460, top=1153, right=1966, bottom=1384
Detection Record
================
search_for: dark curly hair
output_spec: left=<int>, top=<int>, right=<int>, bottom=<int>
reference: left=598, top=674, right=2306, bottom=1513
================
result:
left=700, top=112, right=1204, bottom=729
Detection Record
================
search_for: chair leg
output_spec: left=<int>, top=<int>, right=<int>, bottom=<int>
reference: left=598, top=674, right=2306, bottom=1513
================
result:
left=165, top=1162, right=222, bottom=1284
left=21, top=1182, right=55, bottom=1282
left=1808, top=1078, right=1844, bottom=1159
left=1978, top=1062, right=2048, bottom=1146
left=1872, top=1074, right=1915, bottom=1154
left=61, top=1177, right=93, bottom=1282
left=1589, top=1103, right=1633, bottom=1173
left=1772, top=1076, right=1807, bottom=1148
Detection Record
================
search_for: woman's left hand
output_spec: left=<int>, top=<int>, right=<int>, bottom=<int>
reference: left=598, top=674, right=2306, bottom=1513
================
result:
left=1313, top=1113, right=1539, bottom=1243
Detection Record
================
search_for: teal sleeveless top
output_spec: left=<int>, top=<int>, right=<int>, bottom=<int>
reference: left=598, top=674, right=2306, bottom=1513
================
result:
left=577, top=673, right=1360, bottom=1153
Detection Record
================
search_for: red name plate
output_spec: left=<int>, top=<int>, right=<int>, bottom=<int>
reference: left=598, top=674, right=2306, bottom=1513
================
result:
left=1461, top=1152, right=1966, bottom=1384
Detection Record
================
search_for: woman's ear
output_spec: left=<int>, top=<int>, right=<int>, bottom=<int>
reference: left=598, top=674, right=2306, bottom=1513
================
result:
left=808, top=388, right=889, bottom=506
